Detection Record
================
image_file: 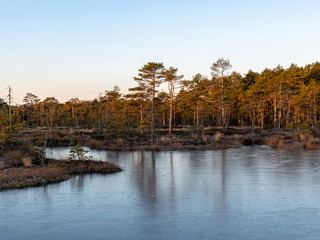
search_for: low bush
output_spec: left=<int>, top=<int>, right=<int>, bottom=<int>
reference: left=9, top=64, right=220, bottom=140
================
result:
left=87, top=139, right=103, bottom=149
left=267, top=136, right=284, bottom=148
left=3, top=150, right=24, bottom=167
left=305, top=141, right=319, bottom=150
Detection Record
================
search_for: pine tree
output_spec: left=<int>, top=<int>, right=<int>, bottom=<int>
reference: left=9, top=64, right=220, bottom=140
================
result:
left=211, top=58, right=232, bottom=129
left=133, top=62, right=165, bottom=142
left=164, top=67, right=183, bottom=134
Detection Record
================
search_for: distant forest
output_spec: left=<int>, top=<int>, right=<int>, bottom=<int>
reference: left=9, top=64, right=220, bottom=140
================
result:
left=2, top=59, right=320, bottom=139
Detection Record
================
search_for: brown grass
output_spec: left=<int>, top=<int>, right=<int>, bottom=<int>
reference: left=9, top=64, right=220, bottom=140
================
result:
left=0, top=160, right=122, bottom=190
left=87, top=139, right=103, bottom=149
left=268, top=136, right=281, bottom=148
left=0, top=165, right=67, bottom=181
left=3, top=150, right=24, bottom=167
left=0, top=165, right=69, bottom=189
left=24, top=127, right=316, bottom=151
left=115, top=138, right=124, bottom=144
left=159, top=135, right=175, bottom=142
left=267, top=136, right=320, bottom=149
left=213, top=132, right=224, bottom=141
left=72, top=160, right=122, bottom=174
left=21, top=157, right=33, bottom=167
left=277, top=139, right=285, bottom=148
left=0, top=161, right=5, bottom=169
left=305, top=141, right=320, bottom=150
left=201, top=134, right=209, bottom=142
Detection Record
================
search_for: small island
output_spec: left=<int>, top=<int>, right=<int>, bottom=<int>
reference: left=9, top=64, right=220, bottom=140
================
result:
left=0, top=143, right=122, bottom=190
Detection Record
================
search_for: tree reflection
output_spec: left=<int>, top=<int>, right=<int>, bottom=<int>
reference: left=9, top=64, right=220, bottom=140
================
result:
left=170, top=151, right=175, bottom=201
left=70, top=175, right=85, bottom=191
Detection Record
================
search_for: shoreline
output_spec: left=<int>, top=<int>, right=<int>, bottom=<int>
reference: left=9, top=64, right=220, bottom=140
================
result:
left=34, top=128, right=320, bottom=151
left=0, top=159, right=122, bottom=191
left=2, top=128, right=320, bottom=191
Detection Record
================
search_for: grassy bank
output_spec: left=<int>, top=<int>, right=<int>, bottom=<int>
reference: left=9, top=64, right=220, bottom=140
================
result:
left=0, top=159, right=122, bottom=190
left=10, top=127, right=320, bottom=152
left=23, top=127, right=298, bottom=150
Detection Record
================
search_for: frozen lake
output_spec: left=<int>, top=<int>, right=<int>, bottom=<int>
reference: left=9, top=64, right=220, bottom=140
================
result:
left=1, top=146, right=320, bottom=239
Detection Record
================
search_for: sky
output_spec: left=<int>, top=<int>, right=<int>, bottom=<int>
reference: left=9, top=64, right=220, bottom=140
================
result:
left=1, top=0, right=320, bottom=104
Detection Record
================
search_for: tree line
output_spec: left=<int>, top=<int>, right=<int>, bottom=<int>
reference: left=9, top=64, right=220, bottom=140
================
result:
left=1, top=59, right=320, bottom=141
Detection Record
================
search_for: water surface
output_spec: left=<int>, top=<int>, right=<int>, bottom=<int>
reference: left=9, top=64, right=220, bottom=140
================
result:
left=1, top=146, right=320, bottom=239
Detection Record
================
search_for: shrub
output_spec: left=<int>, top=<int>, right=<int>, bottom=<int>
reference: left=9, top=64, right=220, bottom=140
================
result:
left=305, top=141, right=318, bottom=150
left=87, top=139, right=103, bottom=149
left=105, top=120, right=128, bottom=138
left=69, top=144, right=94, bottom=161
left=0, top=123, right=25, bottom=145
left=3, top=150, right=24, bottom=167
left=267, top=136, right=285, bottom=149
left=287, top=120, right=312, bottom=139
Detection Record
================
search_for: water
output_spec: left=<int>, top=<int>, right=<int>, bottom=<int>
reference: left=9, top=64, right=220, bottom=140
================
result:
left=1, top=146, right=320, bottom=239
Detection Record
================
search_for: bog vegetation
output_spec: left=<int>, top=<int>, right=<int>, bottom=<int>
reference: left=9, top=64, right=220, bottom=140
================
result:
left=1, top=59, right=320, bottom=189
left=1, top=59, right=320, bottom=138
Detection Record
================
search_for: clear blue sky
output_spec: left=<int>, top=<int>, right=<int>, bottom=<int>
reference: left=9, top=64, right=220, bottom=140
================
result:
left=1, top=0, right=320, bottom=103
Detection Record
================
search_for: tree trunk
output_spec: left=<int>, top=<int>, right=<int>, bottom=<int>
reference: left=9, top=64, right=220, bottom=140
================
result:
left=151, top=74, right=156, bottom=143
left=278, top=83, right=282, bottom=129
left=314, top=90, right=317, bottom=124
left=251, top=108, right=255, bottom=127
left=259, top=101, right=264, bottom=129
left=221, top=73, right=225, bottom=130
left=286, top=93, right=290, bottom=127
left=162, top=108, right=165, bottom=127
left=140, top=101, right=143, bottom=122
left=273, top=97, right=277, bottom=130
left=98, top=102, right=101, bottom=131
left=169, top=85, right=173, bottom=134
left=196, top=104, right=199, bottom=127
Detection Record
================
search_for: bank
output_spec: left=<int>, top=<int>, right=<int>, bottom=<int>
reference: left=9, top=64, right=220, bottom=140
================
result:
left=0, top=159, right=122, bottom=190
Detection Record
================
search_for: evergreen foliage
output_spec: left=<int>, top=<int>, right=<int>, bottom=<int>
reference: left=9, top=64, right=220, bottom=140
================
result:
left=3, top=61, right=320, bottom=140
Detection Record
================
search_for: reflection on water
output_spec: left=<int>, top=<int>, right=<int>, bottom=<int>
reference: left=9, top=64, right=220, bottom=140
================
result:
left=1, top=146, right=320, bottom=239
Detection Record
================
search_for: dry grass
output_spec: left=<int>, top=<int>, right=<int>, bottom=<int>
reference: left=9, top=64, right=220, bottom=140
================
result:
left=3, top=150, right=24, bottom=167
left=25, top=127, right=316, bottom=151
left=115, top=138, right=124, bottom=144
left=201, top=134, right=209, bottom=142
left=57, top=153, right=70, bottom=161
left=0, top=160, right=122, bottom=190
left=277, top=139, right=285, bottom=148
left=0, top=165, right=70, bottom=189
left=267, top=136, right=285, bottom=148
left=191, top=132, right=200, bottom=139
left=267, top=136, right=320, bottom=149
left=0, top=161, right=5, bottom=169
left=72, top=160, right=122, bottom=174
left=87, top=139, right=103, bottom=149
left=268, top=136, right=281, bottom=148
left=21, top=157, right=33, bottom=167
left=305, top=141, right=320, bottom=150
left=159, top=135, right=174, bottom=142
left=213, top=132, right=224, bottom=141
left=0, top=165, right=67, bottom=182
